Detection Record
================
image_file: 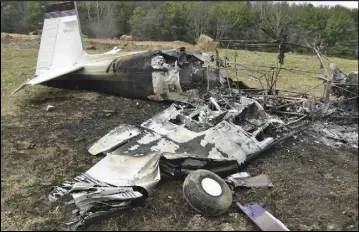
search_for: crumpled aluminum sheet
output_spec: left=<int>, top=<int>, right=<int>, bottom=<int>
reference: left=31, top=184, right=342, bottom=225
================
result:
left=225, top=173, right=273, bottom=188
left=48, top=152, right=162, bottom=228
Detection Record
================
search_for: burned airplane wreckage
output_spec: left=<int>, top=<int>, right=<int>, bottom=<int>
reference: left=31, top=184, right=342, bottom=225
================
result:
left=48, top=79, right=357, bottom=228
left=14, top=43, right=215, bottom=103
left=38, top=47, right=214, bottom=102
left=45, top=49, right=357, bottom=227
left=49, top=90, right=290, bottom=228
left=14, top=1, right=357, bottom=230
left=47, top=67, right=357, bottom=229
left=11, top=2, right=215, bottom=103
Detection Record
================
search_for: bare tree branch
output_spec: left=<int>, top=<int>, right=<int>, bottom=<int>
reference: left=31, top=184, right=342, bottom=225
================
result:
left=188, top=2, right=211, bottom=41
left=85, top=1, right=91, bottom=21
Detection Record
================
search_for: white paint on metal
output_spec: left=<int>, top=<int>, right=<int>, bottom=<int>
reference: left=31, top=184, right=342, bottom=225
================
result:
left=128, top=145, right=139, bottom=151
left=201, top=178, right=222, bottom=197
left=230, top=172, right=250, bottom=178
left=14, top=5, right=149, bottom=93
left=200, top=139, right=208, bottom=147
left=144, top=120, right=201, bottom=143
left=36, top=6, right=84, bottom=76
left=150, top=138, right=179, bottom=154
left=141, top=104, right=202, bottom=143
left=166, top=127, right=202, bottom=143
left=208, top=147, right=224, bottom=160
left=86, top=152, right=161, bottom=193
left=26, top=65, right=84, bottom=85
left=35, top=17, right=60, bottom=75
left=209, top=97, right=221, bottom=111
left=88, top=125, right=141, bottom=155
left=137, top=131, right=162, bottom=144
left=201, top=121, right=270, bottom=163
left=49, top=15, right=83, bottom=70
left=202, top=122, right=248, bottom=163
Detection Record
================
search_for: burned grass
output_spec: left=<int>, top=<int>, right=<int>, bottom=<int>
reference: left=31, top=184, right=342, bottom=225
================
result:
left=1, top=35, right=358, bottom=231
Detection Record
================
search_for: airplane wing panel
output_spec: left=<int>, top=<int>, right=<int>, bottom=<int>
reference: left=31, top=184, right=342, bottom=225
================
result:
left=12, top=65, right=84, bottom=95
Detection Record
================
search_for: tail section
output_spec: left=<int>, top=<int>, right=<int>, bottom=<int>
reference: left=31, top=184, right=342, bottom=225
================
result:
left=11, top=1, right=85, bottom=95
left=36, top=1, right=84, bottom=76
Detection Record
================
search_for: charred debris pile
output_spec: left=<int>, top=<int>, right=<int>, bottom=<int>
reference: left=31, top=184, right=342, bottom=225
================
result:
left=48, top=79, right=357, bottom=229
left=47, top=45, right=357, bottom=230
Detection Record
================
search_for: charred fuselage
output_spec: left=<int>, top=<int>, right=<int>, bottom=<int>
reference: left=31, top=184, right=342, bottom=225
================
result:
left=42, top=48, right=215, bottom=101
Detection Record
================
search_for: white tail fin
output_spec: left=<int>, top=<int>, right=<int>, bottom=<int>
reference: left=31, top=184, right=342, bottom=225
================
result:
left=36, top=1, right=84, bottom=76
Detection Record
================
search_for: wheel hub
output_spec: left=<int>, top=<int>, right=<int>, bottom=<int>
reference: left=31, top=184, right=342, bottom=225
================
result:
left=201, top=178, right=222, bottom=196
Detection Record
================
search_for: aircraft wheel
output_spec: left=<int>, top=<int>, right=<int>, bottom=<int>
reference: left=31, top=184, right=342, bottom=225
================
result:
left=183, top=169, right=233, bottom=217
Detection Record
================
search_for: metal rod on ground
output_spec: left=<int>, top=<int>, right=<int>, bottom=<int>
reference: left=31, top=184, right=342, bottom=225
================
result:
left=272, top=100, right=306, bottom=112
left=333, top=96, right=358, bottom=103
left=209, top=97, right=222, bottom=111
left=325, top=115, right=359, bottom=119
left=233, top=88, right=266, bottom=91
left=254, top=95, right=310, bottom=100
left=224, top=94, right=310, bottom=101
left=274, top=89, right=318, bottom=96
left=276, top=111, right=307, bottom=116
left=278, top=115, right=307, bottom=129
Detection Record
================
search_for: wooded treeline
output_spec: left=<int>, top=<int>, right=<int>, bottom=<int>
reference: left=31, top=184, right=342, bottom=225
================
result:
left=1, top=1, right=358, bottom=59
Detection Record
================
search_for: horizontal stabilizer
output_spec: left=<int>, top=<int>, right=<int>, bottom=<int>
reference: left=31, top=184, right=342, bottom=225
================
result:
left=12, top=65, right=83, bottom=95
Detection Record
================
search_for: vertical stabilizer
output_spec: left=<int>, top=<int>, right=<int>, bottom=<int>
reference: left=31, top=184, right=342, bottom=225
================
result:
left=36, top=1, right=84, bottom=76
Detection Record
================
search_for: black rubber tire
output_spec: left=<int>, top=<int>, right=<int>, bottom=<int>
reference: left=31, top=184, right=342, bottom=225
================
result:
left=182, top=169, right=233, bottom=217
